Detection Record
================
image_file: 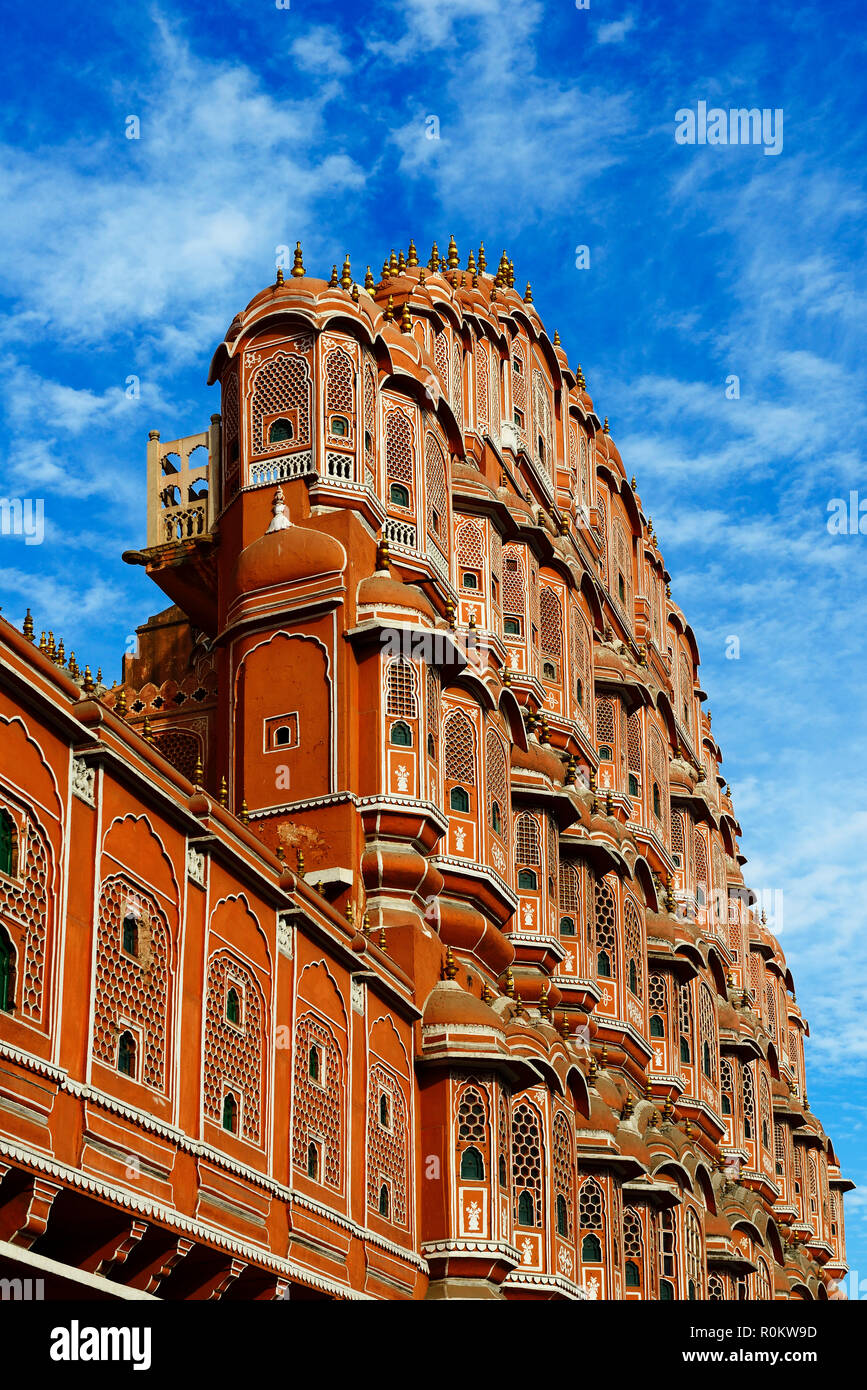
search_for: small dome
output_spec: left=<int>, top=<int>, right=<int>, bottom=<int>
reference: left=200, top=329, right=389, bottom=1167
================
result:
left=357, top=574, right=437, bottom=621
left=232, top=494, right=346, bottom=597
left=422, top=980, right=505, bottom=1032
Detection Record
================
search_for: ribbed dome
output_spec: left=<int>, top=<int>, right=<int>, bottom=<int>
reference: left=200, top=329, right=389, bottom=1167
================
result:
left=357, top=574, right=437, bottom=621
left=422, top=980, right=505, bottom=1032
left=232, top=508, right=346, bottom=597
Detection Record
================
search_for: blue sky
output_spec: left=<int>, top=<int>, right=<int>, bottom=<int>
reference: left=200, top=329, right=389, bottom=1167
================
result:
left=1, top=0, right=865, bottom=1284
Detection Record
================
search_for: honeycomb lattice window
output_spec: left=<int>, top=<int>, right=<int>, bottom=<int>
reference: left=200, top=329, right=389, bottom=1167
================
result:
left=502, top=547, right=526, bottom=616
left=92, top=876, right=168, bottom=1090
left=680, top=652, right=693, bottom=734
left=755, top=1256, right=771, bottom=1301
left=426, top=668, right=440, bottom=759
left=367, top=1063, right=408, bottom=1226
left=708, top=1272, right=725, bottom=1300
left=579, top=435, right=589, bottom=505
left=614, top=517, right=632, bottom=611
left=222, top=369, right=240, bottom=489
left=475, top=341, right=489, bottom=430
left=511, top=1101, right=543, bottom=1226
left=765, top=981, right=777, bottom=1040
left=451, top=343, right=463, bottom=431
left=788, top=1028, right=799, bottom=1075
left=672, top=812, right=685, bottom=861
left=490, top=525, right=502, bottom=588
left=425, top=433, right=449, bottom=549
left=624, top=897, right=644, bottom=999
left=649, top=972, right=667, bottom=1018
left=685, top=1208, right=704, bottom=1295
left=512, top=343, right=527, bottom=417
left=532, top=369, right=552, bottom=475
left=594, top=879, right=618, bottom=973
left=0, top=809, right=49, bottom=1022
left=694, top=830, right=709, bottom=903
left=515, top=813, right=541, bottom=867
left=559, top=862, right=580, bottom=914
left=774, top=1122, right=786, bottom=1174
left=204, top=952, right=263, bottom=1143
left=546, top=815, right=559, bottom=888
left=385, top=657, right=418, bottom=719
left=325, top=347, right=354, bottom=416
left=720, top=1056, right=734, bottom=1108
left=485, top=730, right=509, bottom=848
left=578, top=1177, right=604, bottom=1231
left=623, top=1206, right=643, bottom=1259
left=250, top=349, right=311, bottom=455
left=385, top=408, right=415, bottom=484
left=151, top=727, right=201, bottom=782
left=760, top=1075, right=772, bottom=1152
left=498, top=1095, right=509, bottom=1179
left=742, top=1062, right=755, bottom=1138
left=649, top=726, right=669, bottom=835
left=699, top=982, right=718, bottom=1081
left=679, top=981, right=694, bottom=1043
left=596, top=494, right=609, bottom=584
left=363, top=363, right=376, bottom=484
left=457, top=520, right=485, bottom=570
left=457, top=1085, right=488, bottom=1144
left=595, top=698, right=616, bottom=748
left=539, top=587, right=562, bottom=658
left=293, top=1012, right=343, bottom=1189
left=552, top=1111, right=574, bottom=1239
left=570, top=607, right=591, bottom=717
left=443, top=709, right=476, bottom=785
left=434, top=330, right=449, bottom=386
left=568, top=423, right=578, bottom=485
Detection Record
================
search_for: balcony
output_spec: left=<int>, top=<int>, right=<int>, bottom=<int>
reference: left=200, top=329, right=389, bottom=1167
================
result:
left=146, top=425, right=220, bottom=550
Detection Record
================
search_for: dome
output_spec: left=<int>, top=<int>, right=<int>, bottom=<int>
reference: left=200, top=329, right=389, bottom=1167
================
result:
left=422, top=980, right=505, bottom=1032
left=232, top=490, right=346, bottom=597
left=356, top=574, right=437, bottom=622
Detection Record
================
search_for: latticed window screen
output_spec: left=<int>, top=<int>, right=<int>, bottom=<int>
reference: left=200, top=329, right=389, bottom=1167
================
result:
left=765, top=981, right=777, bottom=1040
left=515, top=813, right=541, bottom=866
left=627, top=711, right=643, bottom=775
left=385, top=658, right=418, bottom=718
left=222, top=369, right=240, bottom=490
left=595, top=698, right=616, bottom=748
left=457, top=1085, right=488, bottom=1144
left=451, top=342, right=463, bottom=431
left=569, top=423, right=578, bottom=485
left=624, top=897, right=644, bottom=999
left=694, top=830, right=709, bottom=902
left=720, top=1056, right=734, bottom=1104
left=293, top=1013, right=343, bottom=1189
left=649, top=726, right=669, bottom=834
left=532, top=369, right=553, bottom=475
left=760, top=1076, right=772, bottom=1151
left=594, top=879, right=618, bottom=973
left=485, top=730, right=509, bottom=846
left=552, top=1112, right=574, bottom=1239
left=540, top=587, right=563, bottom=657
left=498, top=1096, right=509, bottom=1180
left=511, top=1102, right=543, bottom=1225
left=475, top=340, right=489, bottom=430
left=443, top=710, right=476, bottom=784
left=742, top=1062, right=756, bottom=1137
left=151, top=728, right=201, bottom=783
left=251, top=349, right=311, bottom=454
left=503, top=547, right=526, bottom=616
left=570, top=606, right=591, bottom=719
left=512, top=344, right=527, bottom=418
left=685, top=1208, right=704, bottom=1295
left=490, top=526, right=502, bottom=589
left=578, top=1177, right=604, bottom=1231
left=425, top=433, right=449, bottom=549
left=699, top=982, right=718, bottom=1082
left=679, top=982, right=694, bottom=1046
left=457, top=520, right=486, bottom=569
left=774, top=1123, right=786, bottom=1176
left=614, top=517, right=633, bottom=610
left=546, top=816, right=559, bottom=888
left=325, top=347, right=354, bottom=415
left=649, top=972, right=667, bottom=1022
left=367, top=1064, right=408, bottom=1225
left=623, top=1207, right=643, bottom=1258
left=672, top=812, right=685, bottom=861
left=788, top=1028, right=799, bottom=1076
left=434, top=330, right=449, bottom=386
left=363, top=363, right=376, bottom=484
left=755, top=1257, right=771, bottom=1301
left=203, top=953, right=263, bottom=1143
left=559, top=862, right=580, bottom=913
left=596, top=494, right=609, bottom=584
left=93, top=878, right=168, bottom=1091
left=750, top=953, right=763, bottom=1011
left=680, top=652, right=693, bottom=733
left=385, top=409, right=415, bottom=484
left=708, top=1272, right=725, bottom=1301
left=426, top=668, right=440, bottom=759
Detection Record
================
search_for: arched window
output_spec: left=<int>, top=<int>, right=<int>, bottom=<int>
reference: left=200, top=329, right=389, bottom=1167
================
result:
left=685, top=1207, right=704, bottom=1298
left=512, top=1102, right=543, bottom=1228
left=702, top=1039, right=712, bottom=1077
left=553, top=1112, right=574, bottom=1240
left=389, top=482, right=410, bottom=507
left=598, top=950, right=611, bottom=977
left=0, top=927, right=14, bottom=1013
left=460, top=1146, right=485, bottom=1180
left=222, top=1092, right=238, bottom=1133
left=462, top=572, right=478, bottom=589
left=629, top=959, right=638, bottom=995
left=504, top=617, right=521, bottom=636
left=581, top=1233, right=602, bottom=1261
left=379, top=1093, right=391, bottom=1128
left=680, top=1035, right=691, bottom=1063
left=560, top=916, right=576, bottom=936
left=542, top=660, right=556, bottom=680
left=594, top=879, right=618, bottom=981
left=117, top=1030, right=136, bottom=1077
left=330, top=415, right=349, bottom=437
left=226, top=986, right=240, bottom=1025
left=653, top=782, right=662, bottom=819
left=578, top=1178, right=604, bottom=1262
left=650, top=1014, right=665, bottom=1038
left=386, top=657, right=418, bottom=719
left=625, top=1260, right=640, bottom=1287
left=379, top=1184, right=390, bottom=1217
left=491, top=801, right=502, bottom=834
left=518, top=1191, right=535, bottom=1225
left=307, top=1142, right=319, bottom=1179
left=556, top=1193, right=568, bottom=1237
left=628, top=772, right=639, bottom=797
left=499, top=1153, right=507, bottom=1186
left=269, top=417, right=293, bottom=443
left=309, top=1045, right=321, bottom=1082
left=450, top=787, right=470, bottom=813
left=518, top=869, right=538, bottom=890
left=390, top=721, right=413, bottom=746
left=122, top=913, right=139, bottom=957
left=274, top=725, right=292, bottom=746
left=660, top=1279, right=674, bottom=1300
left=443, top=709, right=476, bottom=802
left=0, top=810, right=15, bottom=877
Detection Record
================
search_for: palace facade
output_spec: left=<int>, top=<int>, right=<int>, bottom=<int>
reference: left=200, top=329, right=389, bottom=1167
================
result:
left=0, top=239, right=852, bottom=1300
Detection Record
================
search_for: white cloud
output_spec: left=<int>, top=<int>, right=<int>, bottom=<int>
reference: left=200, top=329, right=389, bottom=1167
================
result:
left=290, top=25, right=352, bottom=76
left=597, top=15, right=637, bottom=45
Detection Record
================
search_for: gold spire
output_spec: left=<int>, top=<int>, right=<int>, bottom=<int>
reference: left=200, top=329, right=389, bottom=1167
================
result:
left=603, top=417, right=610, bottom=434
left=389, top=249, right=398, bottom=276
left=38, top=630, right=48, bottom=653
left=351, top=282, right=359, bottom=303
left=378, top=926, right=387, bottom=952
left=328, top=264, right=338, bottom=287
left=524, top=281, right=533, bottom=303
left=22, top=609, right=34, bottom=642
left=439, top=254, right=447, bottom=272
left=508, top=259, right=515, bottom=288
left=115, top=686, right=127, bottom=717
left=443, top=946, right=458, bottom=981
left=291, top=241, right=305, bottom=277
left=400, top=300, right=412, bottom=333
left=397, top=249, right=406, bottom=273
left=56, top=638, right=65, bottom=666
left=577, top=362, right=586, bottom=388
left=418, top=265, right=426, bottom=285
left=467, top=248, right=476, bottom=273
left=428, top=240, right=439, bottom=270
left=381, top=259, right=389, bottom=281
left=68, top=651, right=80, bottom=679
left=447, top=234, right=459, bottom=268
left=504, top=966, right=515, bottom=998
left=407, top=239, right=418, bottom=267
left=384, top=294, right=394, bottom=322
left=82, top=665, right=95, bottom=696
left=193, top=750, right=203, bottom=782
left=96, top=667, right=102, bottom=686
left=142, top=715, right=153, bottom=743
left=340, top=254, right=352, bottom=289
left=47, top=631, right=56, bottom=660
left=240, top=799, right=249, bottom=825
left=539, top=983, right=550, bottom=1019
left=478, top=242, right=487, bottom=272
left=365, top=265, right=375, bottom=291
left=296, top=848, right=305, bottom=874
left=275, top=264, right=284, bottom=286
left=553, top=329, right=561, bottom=346
left=219, top=776, right=228, bottom=807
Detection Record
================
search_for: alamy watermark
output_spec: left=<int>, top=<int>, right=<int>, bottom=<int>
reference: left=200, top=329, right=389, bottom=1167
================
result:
left=0, top=497, right=44, bottom=546
left=675, top=102, right=783, bottom=156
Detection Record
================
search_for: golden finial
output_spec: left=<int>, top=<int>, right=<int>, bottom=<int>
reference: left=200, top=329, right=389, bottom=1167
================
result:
left=56, top=638, right=65, bottom=666
left=351, top=282, right=359, bottom=303
left=467, top=610, right=477, bottom=631
left=587, top=1055, right=599, bottom=1082
left=539, top=983, right=550, bottom=1019
left=481, top=978, right=493, bottom=1005
left=389, top=249, right=398, bottom=277
left=577, top=363, right=585, bottom=388
left=114, top=685, right=127, bottom=717
left=553, top=329, right=560, bottom=345
left=397, top=249, right=406, bottom=273
left=504, top=966, right=515, bottom=998
left=445, top=598, right=456, bottom=629
left=276, top=843, right=285, bottom=863
left=490, top=283, right=498, bottom=303
left=346, top=901, right=356, bottom=926
left=47, top=630, right=56, bottom=659
left=508, top=260, right=515, bottom=288
left=291, top=241, right=304, bottom=277
left=376, top=535, right=391, bottom=570
left=524, top=281, right=533, bottom=303
left=142, top=715, right=153, bottom=743
left=384, top=294, right=394, bottom=323
left=38, top=630, right=47, bottom=653
left=439, top=254, right=447, bottom=272
left=193, top=750, right=203, bottom=782
left=68, top=651, right=79, bottom=679
left=467, top=248, right=476, bottom=273
left=400, top=300, right=412, bottom=333
left=407, top=239, right=418, bottom=268
left=428, top=240, right=439, bottom=270
left=631, top=475, right=637, bottom=490
left=219, top=776, right=228, bottom=807
left=96, top=667, right=102, bottom=686
left=362, top=910, right=371, bottom=937
left=364, top=265, right=374, bottom=291
left=478, top=242, right=487, bottom=272
left=512, top=993, right=524, bottom=1018
left=603, top=417, right=610, bottom=434
left=447, top=234, right=459, bottom=268
left=443, top=946, right=458, bottom=980
left=381, top=259, right=389, bottom=281
left=240, top=799, right=249, bottom=825
left=559, top=1014, right=571, bottom=1040
left=82, top=665, right=95, bottom=696
left=622, top=1094, right=635, bottom=1120
left=418, top=265, right=426, bottom=285
left=328, top=264, right=338, bottom=287
left=296, top=849, right=305, bottom=875
left=605, top=787, right=614, bottom=816
left=340, top=254, right=352, bottom=289
left=378, top=926, right=387, bottom=951
left=22, top=609, right=34, bottom=642
left=275, top=264, right=284, bottom=286
left=564, top=755, right=577, bottom=785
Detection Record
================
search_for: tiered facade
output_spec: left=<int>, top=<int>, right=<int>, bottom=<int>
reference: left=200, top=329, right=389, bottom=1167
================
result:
left=0, top=239, right=852, bottom=1300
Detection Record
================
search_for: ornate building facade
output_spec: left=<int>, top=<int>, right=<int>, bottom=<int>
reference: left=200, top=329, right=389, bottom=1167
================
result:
left=0, top=239, right=852, bottom=1300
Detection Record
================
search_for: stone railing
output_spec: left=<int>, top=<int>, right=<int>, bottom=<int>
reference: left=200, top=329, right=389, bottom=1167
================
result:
left=146, top=418, right=220, bottom=549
